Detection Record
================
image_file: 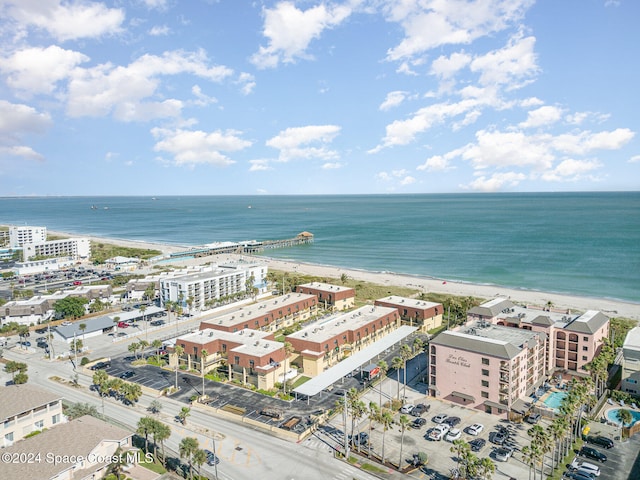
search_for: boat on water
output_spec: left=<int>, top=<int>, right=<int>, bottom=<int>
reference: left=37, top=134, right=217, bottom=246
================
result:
left=90, top=205, right=97, bottom=209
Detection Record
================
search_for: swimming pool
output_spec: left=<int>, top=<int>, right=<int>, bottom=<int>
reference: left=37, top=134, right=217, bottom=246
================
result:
left=606, top=408, right=640, bottom=426
left=542, top=391, right=567, bottom=411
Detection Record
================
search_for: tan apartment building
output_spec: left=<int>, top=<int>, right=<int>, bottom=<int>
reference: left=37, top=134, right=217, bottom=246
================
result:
left=296, top=282, right=356, bottom=310
left=374, top=295, right=443, bottom=332
left=200, top=293, right=318, bottom=333
left=429, top=321, right=547, bottom=416
left=286, top=305, right=400, bottom=376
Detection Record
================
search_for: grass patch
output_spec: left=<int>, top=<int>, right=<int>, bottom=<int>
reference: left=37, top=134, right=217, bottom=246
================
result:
left=147, top=357, right=167, bottom=367
left=90, top=242, right=161, bottom=263
left=139, top=459, right=167, bottom=474
left=291, top=376, right=311, bottom=389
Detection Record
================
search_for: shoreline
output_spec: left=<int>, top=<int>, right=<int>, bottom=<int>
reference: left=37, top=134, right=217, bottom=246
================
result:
left=43, top=230, right=640, bottom=321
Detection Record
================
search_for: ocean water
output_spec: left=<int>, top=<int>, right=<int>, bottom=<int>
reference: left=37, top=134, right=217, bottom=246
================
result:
left=1, top=192, right=639, bottom=303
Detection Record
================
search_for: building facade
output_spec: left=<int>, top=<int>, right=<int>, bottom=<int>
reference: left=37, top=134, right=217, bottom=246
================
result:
left=374, top=295, right=443, bottom=332
left=9, top=226, right=47, bottom=248
left=296, top=282, right=356, bottom=311
left=286, top=305, right=400, bottom=376
left=22, top=237, right=90, bottom=261
left=621, top=327, right=640, bottom=396
left=429, top=321, right=547, bottom=416
left=199, top=293, right=318, bottom=333
left=1, top=384, right=65, bottom=447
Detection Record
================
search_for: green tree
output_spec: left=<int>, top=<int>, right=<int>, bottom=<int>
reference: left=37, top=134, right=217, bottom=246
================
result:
left=122, top=382, right=142, bottom=405
left=148, top=399, right=162, bottom=415
left=617, top=409, right=633, bottom=438
left=54, top=296, right=88, bottom=319
left=192, top=448, right=207, bottom=479
left=399, top=344, right=412, bottom=398
left=178, top=406, right=191, bottom=425
left=450, top=438, right=470, bottom=474
left=92, top=369, right=109, bottom=392
left=367, top=402, right=380, bottom=458
left=137, top=417, right=155, bottom=457
left=152, top=421, right=171, bottom=464
left=201, top=348, right=208, bottom=398
left=79, top=323, right=87, bottom=340
left=478, top=457, right=496, bottom=480
left=128, top=342, right=140, bottom=359
left=152, top=339, right=163, bottom=365
left=377, top=359, right=388, bottom=405
left=179, top=436, right=200, bottom=480
left=4, top=361, right=27, bottom=382
left=379, top=409, right=394, bottom=466
left=391, top=356, right=403, bottom=400
left=397, top=414, right=410, bottom=470
left=65, top=402, right=100, bottom=420
left=14, top=371, right=28, bottom=384
left=282, top=341, right=294, bottom=395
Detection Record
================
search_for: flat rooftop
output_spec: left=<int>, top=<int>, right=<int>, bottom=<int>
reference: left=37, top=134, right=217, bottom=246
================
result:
left=377, top=295, right=441, bottom=309
left=298, top=282, right=354, bottom=293
left=179, top=328, right=281, bottom=357
left=288, top=305, right=397, bottom=344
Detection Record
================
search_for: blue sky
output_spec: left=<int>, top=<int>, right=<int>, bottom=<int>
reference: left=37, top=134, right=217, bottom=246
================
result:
left=0, top=0, right=638, bottom=195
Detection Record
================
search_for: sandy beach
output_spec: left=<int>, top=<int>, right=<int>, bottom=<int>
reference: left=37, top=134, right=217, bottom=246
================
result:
left=54, top=230, right=640, bottom=321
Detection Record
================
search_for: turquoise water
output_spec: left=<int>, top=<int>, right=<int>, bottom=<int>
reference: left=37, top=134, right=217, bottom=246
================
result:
left=543, top=391, right=567, bottom=410
left=1, top=192, right=639, bottom=302
left=606, top=408, right=640, bottom=426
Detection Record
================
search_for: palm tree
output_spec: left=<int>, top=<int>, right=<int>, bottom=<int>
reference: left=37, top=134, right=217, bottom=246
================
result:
left=282, top=341, right=294, bottom=395
left=521, top=445, right=538, bottom=480
left=192, top=448, right=207, bottom=479
left=527, top=424, right=550, bottom=478
left=201, top=349, right=208, bottom=398
left=412, top=337, right=424, bottom=354
left=478, top=457, right=496, bottom=480
left=148, top=399, right=162, bottom=415
left=128, top=342, right=139, bottom=359
left=340, top=273, right=349, bottom=284
left=397, top=414, right=410, bottom=470
left=137, top=417, right=155, bottom=457
left=377, top=359, right=388, bottom=405
left=152, top=339, right=163, bottom=364
left=617, top=409, right=633, bottom=438
left=400, top=344, right=412, bottom=397
left=174, top=345, right=184, bottom=390
left=152, top=422, right=171, bottom=464
left=351, top=400, right=367, bottom=452
left=140, top=304, right=147, bottom=340
left=379, top=409, right=394, bottom=466
left=179, top=436, right=199, bottom=480
left=450, top=438, right=469, bottom=474
left=392, top=356, right=403, bottom=400
left=179, top=406, right=191, bottom=425
left=367, top=402, right=380, bottom=458
left=113, top=316, right=120, bottom=334
left=122, top=382, right=142, bottom=405
left=79, top=323, right=87, bottom=340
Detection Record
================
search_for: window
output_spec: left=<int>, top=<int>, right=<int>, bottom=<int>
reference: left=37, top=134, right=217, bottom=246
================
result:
left=582, top=356, right=588, bottom=361
left=482, top=369, right=489, bottom=376
left=5, top=432, right=13, bottom=442
left=583, top=336, right=588, bottom=341
left=34, top=420, right=44, bottom=429
left=249, top=360, right=255, bottom=370
left=582, top=346, right=588, bottom=351
left=481, top=380, right=489, bottom=387
left=234, top=356, right=240, bottom=365
left=482, top=358, right=490, bottom=365
left=222, top=344, right=227, bottom=353
left=51, top=414, right=60, bottom=425
left=481, top=391, right=489, bottom=398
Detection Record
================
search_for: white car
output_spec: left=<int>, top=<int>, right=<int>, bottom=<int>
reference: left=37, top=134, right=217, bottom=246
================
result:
left=467, top=423, right=484, bottom=436
left=445, top=428, right=462, bottom=442
left=495, top=447, right=514, bottom=462
left=428, top=424, right=450, bottom=441
left=60, top=321, right=72, bottom=326
left=400, top=404, right=415, bottom=414
left=433, top=413, right=448, bottom=424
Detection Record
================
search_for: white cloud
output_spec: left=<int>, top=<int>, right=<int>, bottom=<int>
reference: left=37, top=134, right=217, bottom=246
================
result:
left=379, top=91, right=408, bottom=111
left=251, top=1, right=352, bottom=69
left=384, top=0, right=534, bottom=61
left=149, top=25, right=171, bottom=36
left=0, top=45, right=89, bottom=96
left=141, top=0, right=168, bottom=10
left=65, top=49, right=233, bottom=121
left=266, top=125, right=341, bottom=161
left=430, top=51, right=472, bottom=79
left=376, top=168, right=415, bottom=186
left=4, top=0, right=125, bottom=41
left=629, top=155, right=640, bottom=164
left=551, top=128, right=635, bottom=155
left=249, top=159, right=272, bottom=171
left=417, top=154, right=456, bottom=172
left=463, top=172, right=527, bottom=191
left=191, top=85, right=218, bottom=106
left=541, top=158, right=602, bottom=182
left=151, top=127, right=251, bottom=166
left=519, top=105, right=563, bottom=128
left=470, top=33, right=539, bottom=90
left=400, top=175, right=416, bottom=185
left=0, top=100, right=52, bottom=161
left=322, top=162, right=343, bottom=169
left=237, top=72, right=256, bottom=96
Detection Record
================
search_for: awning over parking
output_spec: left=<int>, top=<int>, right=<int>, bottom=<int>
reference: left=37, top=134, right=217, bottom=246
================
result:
left=293, top=325, right=418, bottom=398
left=451, top=391, right=475, bottom=402
left=483, top=400, right=505, bottom=410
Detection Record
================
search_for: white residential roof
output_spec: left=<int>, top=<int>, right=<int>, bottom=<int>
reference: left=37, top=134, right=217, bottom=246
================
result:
left=293, top=325, right=418, bottom=397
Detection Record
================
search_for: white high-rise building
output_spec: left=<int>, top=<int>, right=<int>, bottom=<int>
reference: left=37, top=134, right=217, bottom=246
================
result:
left=9, top=226, right=47, bottom=248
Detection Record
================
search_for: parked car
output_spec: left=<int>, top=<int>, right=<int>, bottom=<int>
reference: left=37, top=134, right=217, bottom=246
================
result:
left=579, top=446, right=607, bottom=463
left=428, top=424, right=450, bottom=441
left=433, top=413, right=448, bottom=424
left=467, top=423, right=484, bottom=436
left=119, top=371, right=134, bottom=379
left=117, top=322, right=129, bottom=328
left=203, top=450, right=220, bottom=466
left=411, top=404, right=430, bottom=417
left=492, top=432, right=507, bottom=445
left=586, top=436, right=614, bottom=449
left=90, top=361, right=111, bottom=370
left=411, top=418, right=427, bottom=429
left=73, top=281, right=82, bottom=285
left=443, top=416, right=461, bottom=427
left=525, top=413, right=541, bottom=424
left=36, top=341, right=48, bottom=349
left=400, top=404, right=415, bottom=414
left=570, top=458, right=601, bottom=476
left=494, top=447, right=514, bottom=462
left=350, top=432, right=369, bottom=446
left=19, top=341, right=31, bottom=347
left=563, top=472, right=595, bottom=480
left=60, top=321, right=72, bottom=326
left=469, top=438, right=486, bottom=452
left=445, top=428, right=462, bottom=442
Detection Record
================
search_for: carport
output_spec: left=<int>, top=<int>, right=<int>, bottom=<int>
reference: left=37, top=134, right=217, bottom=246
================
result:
left=292, top=325, right=417, bottom=403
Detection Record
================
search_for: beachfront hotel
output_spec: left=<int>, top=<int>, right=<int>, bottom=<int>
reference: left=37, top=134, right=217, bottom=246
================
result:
left=295, top=282, right=356, bottom=311
left=286, top=305, right=400, bottom=376
left=8, top=226, right=47, bottom=248
left=374, top=295, right=443, bottom=332
left=22, top=237, right=91, bottom=262
left=159, top=261, right=268, bottom=311
left=199, top=293, right=318, bottom=333
left=173, top=328, right=287, bottom=390
left=620, top=327, right=640, bottom=396
left=467, top=298, right=609, bottom=373
left=429, top=321, right=547, bottom=416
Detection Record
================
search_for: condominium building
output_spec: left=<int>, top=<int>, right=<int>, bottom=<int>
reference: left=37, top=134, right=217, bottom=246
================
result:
left=467, top=298, right=610, bottom=374
left=286, top=305, right=400, bottom=376
left=8, top=226, right=46, bottom=248
left=1, top=384, right=64, bottom=447
left=159, top=261, right=268, bottom=311
left=199, top=293, right=318, bottom=333
left=174, top=328, right=286, bottom=390
left=374, top=295, right=443, bottom=332
left=429, top=321, right=547, bottom=416
left=620, top=327, right=640, bottom=396
left=296, top=282, right=356, bottom=310
left=22, top=237, right=90, bottom=261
